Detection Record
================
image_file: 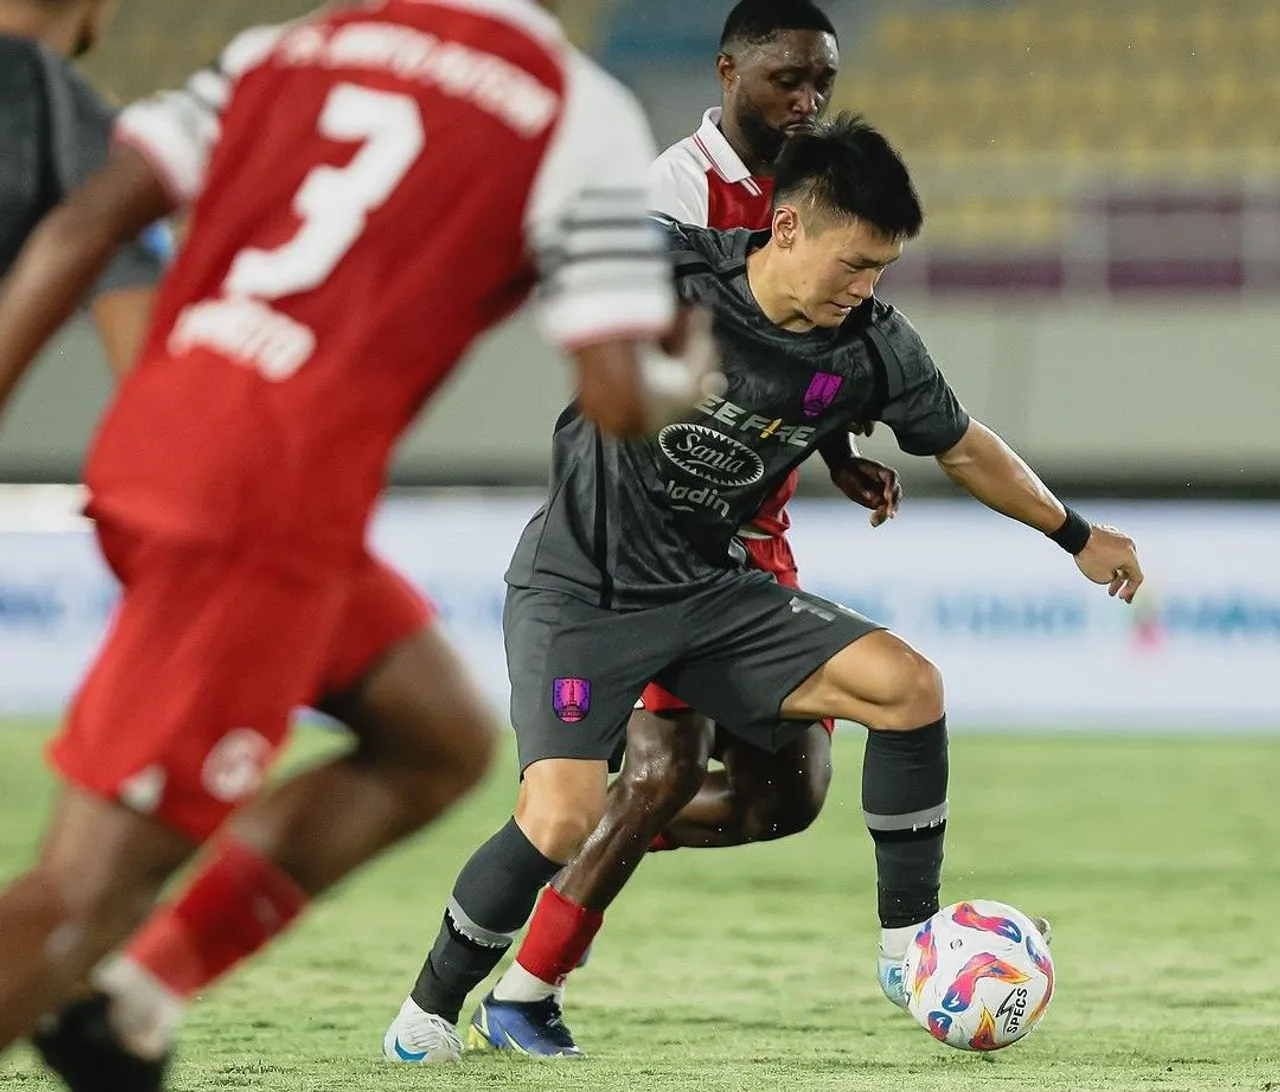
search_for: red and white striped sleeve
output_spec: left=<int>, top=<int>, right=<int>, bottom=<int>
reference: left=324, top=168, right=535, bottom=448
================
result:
left=112, top=25, right=287, bottom=208
left=524, top=51, right=675, bottom=350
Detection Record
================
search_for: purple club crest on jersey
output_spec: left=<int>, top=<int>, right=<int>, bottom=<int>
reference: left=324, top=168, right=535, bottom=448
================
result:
left=552, top=677, right=591, bottom=723
left=802, top=372, right=844, bottom=417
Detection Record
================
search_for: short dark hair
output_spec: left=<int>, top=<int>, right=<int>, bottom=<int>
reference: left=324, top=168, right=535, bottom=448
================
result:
left=772, top=113, right=923, bottom=239
left=719, top=0, right=837, bottom=53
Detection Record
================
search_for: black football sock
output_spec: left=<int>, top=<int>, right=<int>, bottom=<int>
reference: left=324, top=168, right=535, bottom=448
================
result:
left=410, top=818, right=561, bottom=1024
left=862, top=716, right=949, bottom=929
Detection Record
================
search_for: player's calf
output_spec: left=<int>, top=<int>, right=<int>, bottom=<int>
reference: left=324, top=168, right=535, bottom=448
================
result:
left=0, top=787, right=193, bottom=1049
left=476, top=720, right=711, bottom=1036
left=389, top=759, right=609, bottom=1058
left=783, top=632, right=949, bottom=1010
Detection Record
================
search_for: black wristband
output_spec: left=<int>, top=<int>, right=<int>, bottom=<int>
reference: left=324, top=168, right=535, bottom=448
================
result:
left=1047, top=506, right=1091, bottom=555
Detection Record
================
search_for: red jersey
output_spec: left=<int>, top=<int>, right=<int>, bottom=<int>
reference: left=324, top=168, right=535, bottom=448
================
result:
left=91, top=0, right=674, bottom=559
left=647, top=106, right=796, bottom=540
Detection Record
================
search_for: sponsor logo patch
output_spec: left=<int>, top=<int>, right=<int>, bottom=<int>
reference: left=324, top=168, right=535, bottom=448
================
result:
left=658, top=423, right=765, bottom=488
left=802, top=372, right=844, bottom=417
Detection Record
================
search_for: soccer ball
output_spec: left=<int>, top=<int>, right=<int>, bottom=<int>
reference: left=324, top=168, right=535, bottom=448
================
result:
left=900, top=899, right=1054, bottom=1052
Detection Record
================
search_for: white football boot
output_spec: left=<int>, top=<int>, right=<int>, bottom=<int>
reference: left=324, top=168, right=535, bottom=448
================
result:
left=382, top=997, right=463, bottom=1063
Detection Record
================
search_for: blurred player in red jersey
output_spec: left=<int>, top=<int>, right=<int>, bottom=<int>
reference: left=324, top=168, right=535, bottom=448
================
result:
left=0, top=0, right=713, bottom=1084
left=398, top=0, right=900, bottom=1058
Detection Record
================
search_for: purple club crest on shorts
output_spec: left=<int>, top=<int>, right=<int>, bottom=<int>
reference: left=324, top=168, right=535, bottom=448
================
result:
left=802, top=372, right=844, bottom=417
left=552, top=677, right=592, bottom=723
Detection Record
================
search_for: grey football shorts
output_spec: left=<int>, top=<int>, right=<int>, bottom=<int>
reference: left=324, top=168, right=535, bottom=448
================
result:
left=503, top=569, right=882, bottom=773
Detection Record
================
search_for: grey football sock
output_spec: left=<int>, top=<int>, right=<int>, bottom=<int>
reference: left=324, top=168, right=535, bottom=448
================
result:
left=410, top=818, right=560, bottom=1024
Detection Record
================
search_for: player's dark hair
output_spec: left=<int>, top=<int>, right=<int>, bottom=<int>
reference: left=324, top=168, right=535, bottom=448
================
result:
left=773, top=113, right=923, bottom=239
left=719, top=0, right=837, bottom=53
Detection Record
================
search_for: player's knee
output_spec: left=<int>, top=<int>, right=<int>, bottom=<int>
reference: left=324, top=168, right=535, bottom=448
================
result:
left=437, top=708, right=499, bottom=794
left=386, top=689, right=500, bottom=794
left=741, top=761, right=830, bottom=842
left=788, top=749, right=833, bottom=833
left=873, top=647, right=945, bottom=731
left=618, top=747, right=707, bottom=816
left=516, top=765, right=608, bottom=861
left=619, top=711, right=712, bottom=815
left=520, top=802, right=604, bottom=862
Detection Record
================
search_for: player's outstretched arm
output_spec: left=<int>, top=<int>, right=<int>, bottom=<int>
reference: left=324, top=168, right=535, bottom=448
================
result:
left=935, top=419, right=1144, bottom=602
left=0, top=146, right=173, bottom=416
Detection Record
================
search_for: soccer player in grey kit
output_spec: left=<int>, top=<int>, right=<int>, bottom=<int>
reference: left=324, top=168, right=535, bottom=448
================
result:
left=0, top=0, right=165, bottom=375
left=385, top=114, right=1143, bottom=1060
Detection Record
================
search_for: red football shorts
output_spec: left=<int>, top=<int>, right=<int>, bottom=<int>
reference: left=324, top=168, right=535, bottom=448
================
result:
left=49, top=519, right=433, bottom=842
left=639, top=534, right=835, bottom=736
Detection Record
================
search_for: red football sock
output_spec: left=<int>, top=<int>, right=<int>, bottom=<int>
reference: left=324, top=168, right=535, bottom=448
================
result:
left=125, top=839, right=309, bottom=997
left=516, top=887, right=603, bottom=986
left=649, top=831, right=677, bottom=852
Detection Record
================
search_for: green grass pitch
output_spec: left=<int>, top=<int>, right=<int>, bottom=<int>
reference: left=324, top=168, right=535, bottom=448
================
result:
left=1, top=722, right=1277, bottom=1091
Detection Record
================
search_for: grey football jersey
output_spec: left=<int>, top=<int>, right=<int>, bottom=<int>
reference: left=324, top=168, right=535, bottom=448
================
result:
left=506, top=222, right=970, bottom=609
left=0, top=36, right=165, bottom=293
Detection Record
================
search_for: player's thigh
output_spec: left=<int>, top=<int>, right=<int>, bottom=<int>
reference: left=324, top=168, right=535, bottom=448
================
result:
left=659, top=575, right=880, bottom=749
left=317, top=555, right=498, bottom=775
left=503, top=586, right=677, bottom=775
left=51, top=534, right=347, bottom=843
left=782, top=628, right=944, bottom=729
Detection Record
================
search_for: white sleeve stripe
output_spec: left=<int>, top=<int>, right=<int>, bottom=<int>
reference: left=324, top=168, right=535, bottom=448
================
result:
left=562, top=216, right=654, bottom=230
left=543, top=273, right=673, bottom=304
left=542, top=291, right=674, bottom=350
left=564, top=198, right=652, bottom=219
left=544, top=258, right=670, bottom=287
left=554, top=221, right=663, bottom=241
left=557, top=319, right=673, bottom=352
left=544, top=236, right=668, bottom=261
left=551, top=246, right=667, bottom=263
left=578, top=186, right=647, bottom=197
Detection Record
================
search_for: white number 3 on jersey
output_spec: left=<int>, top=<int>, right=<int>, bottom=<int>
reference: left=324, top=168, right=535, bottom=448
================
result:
left=224, top=83, right=425, bottom=300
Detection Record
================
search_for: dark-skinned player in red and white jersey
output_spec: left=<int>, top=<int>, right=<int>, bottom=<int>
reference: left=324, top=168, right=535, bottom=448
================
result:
left=405, top=0, right=921, bottom=1059
left=0, top=1, right=719, bottom=1085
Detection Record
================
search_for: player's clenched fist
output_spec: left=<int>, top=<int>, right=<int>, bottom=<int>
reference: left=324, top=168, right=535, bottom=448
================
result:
left=1074, top=524, right=1144, bottom=603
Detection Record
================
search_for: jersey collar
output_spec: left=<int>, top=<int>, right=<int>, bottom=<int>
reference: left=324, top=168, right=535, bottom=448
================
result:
left=693, top=107, right=753, bottom=185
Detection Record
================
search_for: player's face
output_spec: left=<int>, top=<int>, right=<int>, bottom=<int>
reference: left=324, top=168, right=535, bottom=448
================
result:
left=774, top=205, right=903, bottom=327
left=718, top=30, right=839, bottom=165
left=70, top=0, right=117, bottom=57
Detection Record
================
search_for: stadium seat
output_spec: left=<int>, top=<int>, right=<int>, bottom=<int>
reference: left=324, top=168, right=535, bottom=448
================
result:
left=826, top=0, right=1278, bottom=255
